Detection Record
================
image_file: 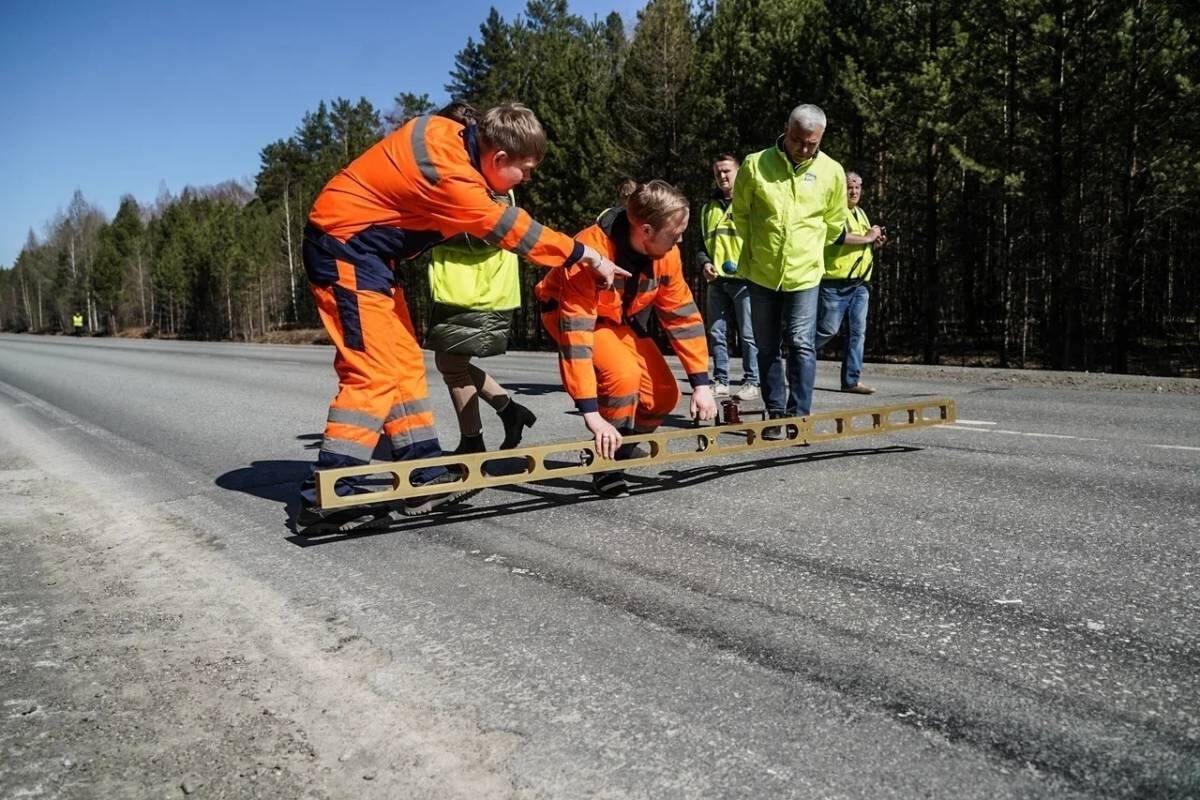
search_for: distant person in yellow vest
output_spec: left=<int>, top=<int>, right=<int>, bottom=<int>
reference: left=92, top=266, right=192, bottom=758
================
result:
left=424, top=101, right=536, bottom=458
left=72, top=312, right=84, bottom=336
left=815, top=171, right=886, bottom=394
left=697, top=153, right=758, bottom=402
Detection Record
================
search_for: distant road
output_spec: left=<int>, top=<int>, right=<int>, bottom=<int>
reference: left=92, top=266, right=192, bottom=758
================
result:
left=1, top=333, right=1197, bottom=798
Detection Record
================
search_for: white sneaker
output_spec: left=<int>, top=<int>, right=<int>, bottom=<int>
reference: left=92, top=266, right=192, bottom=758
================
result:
left=712, top=382, right=730, bottom=397
left=733, top=383, right=759, bottom=401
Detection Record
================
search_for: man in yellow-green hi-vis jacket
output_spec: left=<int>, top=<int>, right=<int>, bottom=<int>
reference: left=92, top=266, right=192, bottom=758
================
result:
left=732, top=104, right=848, bottom=429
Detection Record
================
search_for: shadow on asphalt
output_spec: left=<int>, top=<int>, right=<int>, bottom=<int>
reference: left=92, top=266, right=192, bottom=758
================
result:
left=215, top=459, right=310, bottom=505
left=216, top=433, right=396, bottom=509
left=215, top=460, right=310, bottom=537
left=279, top=444, right=920, bottom=548
left=494, top=381, right=564, bottom=397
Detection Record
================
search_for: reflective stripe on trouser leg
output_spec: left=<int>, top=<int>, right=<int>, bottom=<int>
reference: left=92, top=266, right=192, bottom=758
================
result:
left=309, top=264, right=444, bottom=493
left=389, top=282, right=448, bottom=482
left=302, top=270, right=378, bottom=502
left=592, top=323, right=642, bottom=432
left=597, top=392, right=637, bottom=432
left=383, top=290, right=444, bottom=483
left=592, top=322, right=680, bottom=437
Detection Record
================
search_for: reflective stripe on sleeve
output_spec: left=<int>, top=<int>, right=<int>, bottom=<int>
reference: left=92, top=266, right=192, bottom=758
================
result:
left=483, top=206, right=520, bottom=246
left=515, top=220, right=545, bottom=257
left=411, top=117, right=440, bottom=184
left=559, top=344, right=593, bottom=360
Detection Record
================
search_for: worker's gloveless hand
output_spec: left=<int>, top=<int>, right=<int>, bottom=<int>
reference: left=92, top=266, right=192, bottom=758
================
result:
left=579, top=245, right=631, bottom=289
left=690, top=384, right=718, bottom=422
left=583, top=412, right=623, bottom=460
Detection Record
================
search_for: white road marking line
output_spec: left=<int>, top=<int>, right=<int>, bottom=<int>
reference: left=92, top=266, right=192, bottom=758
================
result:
left=937, top=418, right=1190, bottom=449
left=935, top=426, right=1099, bottom=442
left=1016, top=431, right=1099, bottom=440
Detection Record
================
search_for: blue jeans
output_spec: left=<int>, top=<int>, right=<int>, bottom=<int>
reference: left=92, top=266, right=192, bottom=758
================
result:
left=748, top=282, right=819, bottom=417
left=816, top=281, right=871, bottom=389
left=706, top=279, right=759, bottom=386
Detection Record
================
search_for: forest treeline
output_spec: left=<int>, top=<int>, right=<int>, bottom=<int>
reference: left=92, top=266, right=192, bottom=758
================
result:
left=2, top=0, right=1197, bottom=375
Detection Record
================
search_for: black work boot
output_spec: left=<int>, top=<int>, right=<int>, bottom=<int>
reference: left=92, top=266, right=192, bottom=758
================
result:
left=295, top=470, right=398, bottom=535
left=294, top=499, right=396, bottom=535
left=592, top=469, right=630, bottom=498
left=497, top=399, right=537, bottom=449
left=401, top=470, right=477, bottom=517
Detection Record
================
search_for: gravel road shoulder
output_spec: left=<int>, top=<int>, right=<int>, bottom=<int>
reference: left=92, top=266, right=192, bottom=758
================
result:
left=0, top=436, right=523, bottom=800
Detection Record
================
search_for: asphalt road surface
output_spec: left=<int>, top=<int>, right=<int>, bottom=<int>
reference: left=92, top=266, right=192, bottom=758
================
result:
left=1, top=334, right=1197, bottom=798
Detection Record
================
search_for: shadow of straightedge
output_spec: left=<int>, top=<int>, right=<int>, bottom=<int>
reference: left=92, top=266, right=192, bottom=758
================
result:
left=500, top=382, right=566, bottom=397
left=281, top=444, right=920, bottom=548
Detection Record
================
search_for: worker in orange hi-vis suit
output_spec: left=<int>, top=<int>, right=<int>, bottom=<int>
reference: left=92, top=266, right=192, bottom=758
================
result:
left=536, top=180, right=718, bottom=498
left=296, top=103, right=629, bottom=534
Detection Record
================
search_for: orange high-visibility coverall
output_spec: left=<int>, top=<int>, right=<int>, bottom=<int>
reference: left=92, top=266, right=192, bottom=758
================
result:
left=535, top=209, right=710, bottom=434
left=302, top=115, right=585, bottom=494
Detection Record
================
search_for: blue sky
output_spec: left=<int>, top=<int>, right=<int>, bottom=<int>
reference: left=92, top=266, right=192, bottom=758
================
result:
left=0, top=0, right=645, bottom=268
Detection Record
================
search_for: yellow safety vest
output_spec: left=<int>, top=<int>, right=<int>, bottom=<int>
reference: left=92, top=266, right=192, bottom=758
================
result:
left=700, top=198, right=743, bottom=278
left=823, top=205, right=874, bottom=281
left=428, top=192, right=520, bottom=311
left=72, top=314, right=84, bottom=327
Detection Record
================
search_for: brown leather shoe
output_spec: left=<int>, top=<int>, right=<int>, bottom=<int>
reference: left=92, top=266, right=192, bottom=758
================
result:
left=842, top=383, right=876, bottom=395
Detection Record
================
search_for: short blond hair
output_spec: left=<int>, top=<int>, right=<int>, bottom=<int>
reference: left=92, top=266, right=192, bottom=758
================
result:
left=477, top=103, right=546, bottom=161
left=617, top=179, right=689, bottom=230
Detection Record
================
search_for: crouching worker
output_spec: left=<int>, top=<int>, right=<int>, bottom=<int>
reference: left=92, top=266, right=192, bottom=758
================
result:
left=535, top=180, right=718, bottom=498
left=296, top=103, right=626, bottom=534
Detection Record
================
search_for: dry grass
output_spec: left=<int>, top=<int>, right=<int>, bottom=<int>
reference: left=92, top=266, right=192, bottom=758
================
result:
left=252, top=328, right=333, bottom=346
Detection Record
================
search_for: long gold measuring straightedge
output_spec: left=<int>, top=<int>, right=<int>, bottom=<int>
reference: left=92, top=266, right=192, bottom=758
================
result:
left=315, top=398, right=956, bottom=510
